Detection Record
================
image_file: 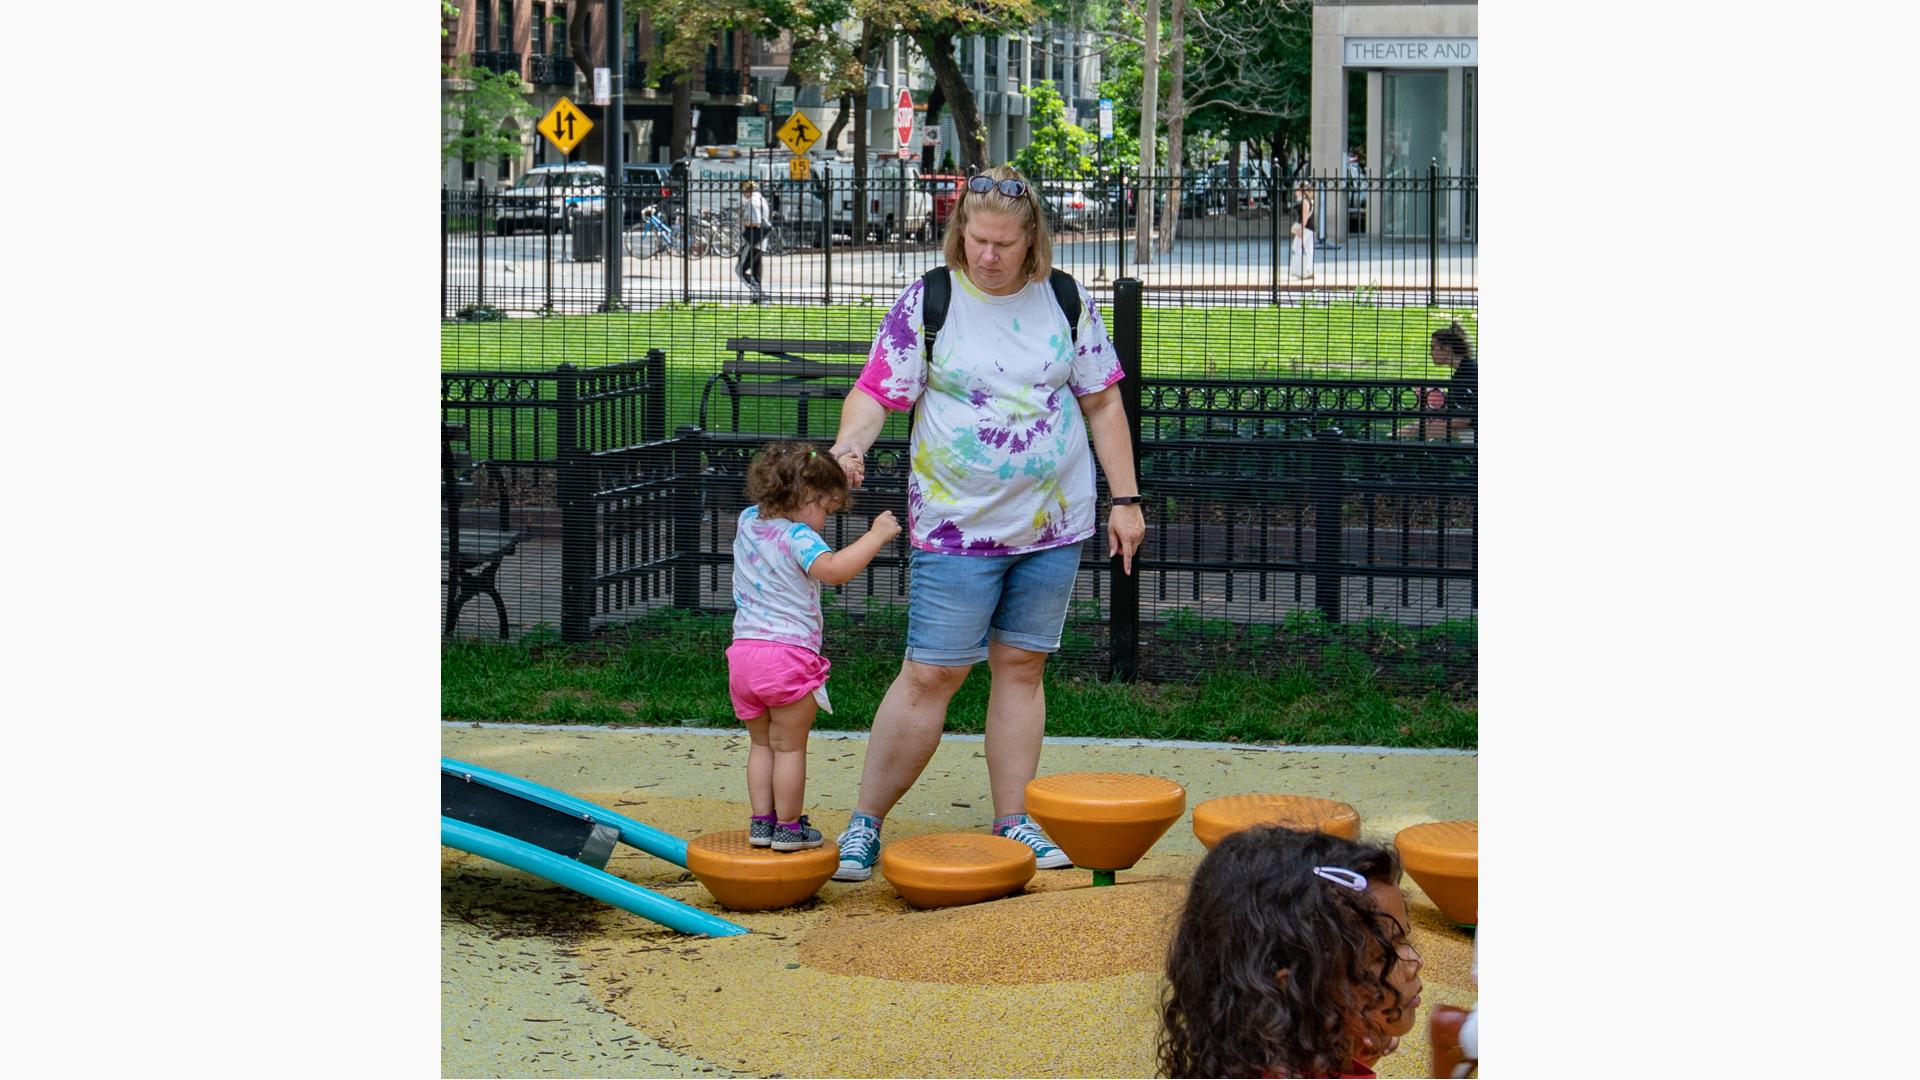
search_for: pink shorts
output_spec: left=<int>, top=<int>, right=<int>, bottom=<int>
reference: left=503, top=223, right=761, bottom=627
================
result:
left=726, top=640, right=831, bottom=720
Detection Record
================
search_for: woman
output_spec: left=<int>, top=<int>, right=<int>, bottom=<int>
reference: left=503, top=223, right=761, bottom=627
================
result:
left=736, top=179, right=770, bottom=302
left=1397, top=322, right=1476, bottom=441
left=824, top=165, right=1146, bottom=881
left=1292, top=181, right=1316, bottom=280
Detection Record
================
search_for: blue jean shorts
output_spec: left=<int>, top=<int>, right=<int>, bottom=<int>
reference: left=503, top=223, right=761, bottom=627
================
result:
left=904, top=542, right=1084, bottom=667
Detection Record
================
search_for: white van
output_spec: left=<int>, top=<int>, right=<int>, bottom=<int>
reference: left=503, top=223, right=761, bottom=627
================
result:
left=813, top=155, right=934, bottom=241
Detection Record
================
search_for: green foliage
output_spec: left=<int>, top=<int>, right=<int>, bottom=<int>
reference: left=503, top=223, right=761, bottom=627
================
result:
left=1011, top=82, right=1095, bottom=180
left=442, top=59, right=538, bottom=164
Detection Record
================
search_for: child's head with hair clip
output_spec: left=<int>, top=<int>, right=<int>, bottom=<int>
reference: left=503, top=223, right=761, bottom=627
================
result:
left=1158, top=826, right=1423, bottom=1079
left=745, top=441, right=853, bottom=523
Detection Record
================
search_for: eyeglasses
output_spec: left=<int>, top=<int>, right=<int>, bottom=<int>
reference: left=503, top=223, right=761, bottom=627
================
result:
left=966, top=175, right=1030, bottom=199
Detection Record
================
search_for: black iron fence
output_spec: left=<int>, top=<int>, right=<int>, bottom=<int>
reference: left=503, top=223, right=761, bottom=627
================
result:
left=443, top=279, right=1475, bottom=681
left=443, top=169, right=1476, bottom=317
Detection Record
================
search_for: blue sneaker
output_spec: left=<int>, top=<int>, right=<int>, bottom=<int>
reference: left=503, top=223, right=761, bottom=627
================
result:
left=832, top=814, right=882, bottom=881
left=748, top=816, right=775, bottom=848
left=995, top=815, right=1073, bottom=869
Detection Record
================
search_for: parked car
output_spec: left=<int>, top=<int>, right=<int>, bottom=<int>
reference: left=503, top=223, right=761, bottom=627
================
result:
left=1041, top=182, right=1094, bottom=231
left=921, top=173, right=966, bottom=225
left=494, top=163, right=606, bottom=234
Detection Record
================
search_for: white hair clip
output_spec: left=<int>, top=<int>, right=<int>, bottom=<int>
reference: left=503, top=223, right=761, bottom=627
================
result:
left=1311, top=866, right=1368, bottom=892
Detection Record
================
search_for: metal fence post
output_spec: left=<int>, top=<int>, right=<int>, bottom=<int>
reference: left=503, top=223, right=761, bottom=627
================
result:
left=1109, top=277, right=1144, bottom=682
left=1312, top=426, right=1344, bottom=622
left=822, top=178, right=833, bottom=305
left=682, top=178, right=693, bottom=304
left=556, top=363, right=594, bottom=642
left=643, top=348, right=667, bottom=442
left=475, top=179, right=487, bottom=312
left=441, top=190, right=451, bottom=318
left=670, top=424, right=703, bottom=609
left=1270, top=171, right=1281, bottom=305
left=1428, top=158, right=1438, bottom=308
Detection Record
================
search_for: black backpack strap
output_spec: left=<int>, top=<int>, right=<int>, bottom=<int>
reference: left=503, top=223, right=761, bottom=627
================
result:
left=920, top=266, right=951, bottom=363
left=1048, top=268, right=1082, bottom=346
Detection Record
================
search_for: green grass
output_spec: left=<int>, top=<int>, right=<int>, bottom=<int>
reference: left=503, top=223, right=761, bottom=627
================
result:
left=441, top=607, right=1477, bottom=749
left=442, top=300, right=1477, bottom=460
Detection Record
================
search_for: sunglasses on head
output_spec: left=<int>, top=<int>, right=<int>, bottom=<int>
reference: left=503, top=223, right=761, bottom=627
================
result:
left=966, top=175, right=1030, bottom=199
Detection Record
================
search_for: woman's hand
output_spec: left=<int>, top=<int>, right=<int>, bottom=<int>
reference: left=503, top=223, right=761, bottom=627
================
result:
left=1108, top=503, right=1145, bottom=575
left=828, top=444, right=866, bottom=489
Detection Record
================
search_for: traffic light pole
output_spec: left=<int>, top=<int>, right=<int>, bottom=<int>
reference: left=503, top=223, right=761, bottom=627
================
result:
left=603, top=0, right=625, bottom=312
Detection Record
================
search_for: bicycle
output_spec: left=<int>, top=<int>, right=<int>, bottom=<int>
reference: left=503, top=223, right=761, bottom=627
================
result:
left=624, top=205, right=711, bottom=259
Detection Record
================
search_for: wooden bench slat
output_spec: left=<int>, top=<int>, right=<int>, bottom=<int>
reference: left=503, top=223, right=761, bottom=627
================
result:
left=442, top=528, right=524, bottom=564
left=724, top=338, right=869, bottom=354
left=725, top=360, right=866, bottom=379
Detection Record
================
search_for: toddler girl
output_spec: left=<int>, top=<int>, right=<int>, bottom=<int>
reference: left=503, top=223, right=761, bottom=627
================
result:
left=1159, top=827, right=1424, bottom=1078
left=728, top=442, right=899, bottom=852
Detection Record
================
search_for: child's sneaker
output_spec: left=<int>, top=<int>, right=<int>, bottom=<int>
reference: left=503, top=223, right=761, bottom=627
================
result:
left=771, top=815, right=823, bottom=852
left=748, top=815, right=775, bottom=848
left=831, top=814, right=882, bottom=881
left=994, top=814, right=1074, bottom=869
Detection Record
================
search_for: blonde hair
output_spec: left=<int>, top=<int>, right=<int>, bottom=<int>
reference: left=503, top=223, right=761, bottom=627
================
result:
left=941, top=164, right=1054, bottom=284
left=740, top=179, right=757, bottom=193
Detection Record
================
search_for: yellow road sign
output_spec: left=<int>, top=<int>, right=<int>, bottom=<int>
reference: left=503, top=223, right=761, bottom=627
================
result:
left=776, top=110, right=821, bottom=156
left=537, top=97, right=593, bottom=155
left=789, top=156, right=811, bottom=181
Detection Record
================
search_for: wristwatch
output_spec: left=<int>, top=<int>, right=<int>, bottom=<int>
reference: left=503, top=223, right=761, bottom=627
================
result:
left=1109, top=495, right=1144, bottom=506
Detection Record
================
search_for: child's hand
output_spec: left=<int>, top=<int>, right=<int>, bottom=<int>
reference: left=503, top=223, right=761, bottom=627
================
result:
left=868, top=510, right=901, bottom=543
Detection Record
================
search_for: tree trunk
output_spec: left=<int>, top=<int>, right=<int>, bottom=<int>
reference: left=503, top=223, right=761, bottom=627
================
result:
left=1155, top=0, right=1185, bottom=254
left=1134, top=0, right=1160, bottom=264
left=852, top=24, right=873, bottom=243
left=920, top=31, right=986, bottom=173
left=826, top=93, right=852, bottom=151
left=672, top=76, right=693, bottom=160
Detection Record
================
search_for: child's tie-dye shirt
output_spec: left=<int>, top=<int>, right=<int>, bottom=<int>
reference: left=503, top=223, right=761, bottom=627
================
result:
left=731, top=505, right=832, bottom=653
left=854, top=268, right=1123, bottom=555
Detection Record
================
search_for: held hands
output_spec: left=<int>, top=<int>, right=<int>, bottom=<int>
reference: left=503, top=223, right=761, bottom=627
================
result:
left=1108, top=504, right=1145, bottom=575
left=829, top=445, right=866, bottom=489
left=867, top=509, right=901, bottom=544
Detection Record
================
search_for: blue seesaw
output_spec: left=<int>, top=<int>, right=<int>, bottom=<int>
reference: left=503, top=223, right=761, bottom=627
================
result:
left=441, top=757, right=748, bottom=937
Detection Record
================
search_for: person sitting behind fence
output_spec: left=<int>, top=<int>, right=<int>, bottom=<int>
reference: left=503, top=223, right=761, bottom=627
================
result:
left=727, top=442, right=900, bottom=853
left=1158, top=827, right=1423, bottom=1079
left=1397, top=321, right=1476, bottom=441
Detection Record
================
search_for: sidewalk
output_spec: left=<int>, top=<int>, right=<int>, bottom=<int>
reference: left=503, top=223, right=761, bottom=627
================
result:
left=442, top=722, right=1477, bottom=1078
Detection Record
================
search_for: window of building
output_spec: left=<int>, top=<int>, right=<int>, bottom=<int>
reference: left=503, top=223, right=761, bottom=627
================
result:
left=497, top=2, right=514, bottom=53
left=475, top=2, right=490, bottom=51
left=551, top=5, right=568, bottom=55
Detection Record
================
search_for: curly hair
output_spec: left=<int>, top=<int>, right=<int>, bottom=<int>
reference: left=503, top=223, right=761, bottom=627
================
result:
left=1431, top=320, right=1473, bottom=365
left=1157, top=827, right=1412, bottom=1079
left=744, top=441, right=851, bottom=519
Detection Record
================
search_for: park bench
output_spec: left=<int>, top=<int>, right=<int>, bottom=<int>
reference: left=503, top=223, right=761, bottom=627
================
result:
left=443, top=421, right=526, bottom=638
left=698, top=337, right=870, bottom=436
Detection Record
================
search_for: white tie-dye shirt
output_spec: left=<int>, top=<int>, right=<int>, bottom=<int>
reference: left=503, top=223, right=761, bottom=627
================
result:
left=730, top=505, right=832, bottom=653
left=854, top=268, right=1123, bottom=555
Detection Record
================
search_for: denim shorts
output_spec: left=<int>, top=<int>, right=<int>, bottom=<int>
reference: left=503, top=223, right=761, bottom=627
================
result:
left=904, top=542, right=1084, bottom=666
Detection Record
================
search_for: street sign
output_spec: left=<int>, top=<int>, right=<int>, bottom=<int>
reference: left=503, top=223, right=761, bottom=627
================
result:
left=737, top=116, right=767, bottom=145
left=593, top=68, right=611, bottom=106
left=897, top=146, right=912, bottom=160
left=775, top=85, right=795, bottom=110
left=789, top=156, right=811, bottom=181
left=1099, top=98, right=1114, bottom=140
left=776, top=109, right=820, bottom=156
left=538, top=97, right=594, bottom=155
left=895, top=89, right=914, bottom=149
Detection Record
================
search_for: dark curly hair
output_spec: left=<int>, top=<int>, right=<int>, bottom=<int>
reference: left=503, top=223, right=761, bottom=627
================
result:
left=1158, top=827, right=1412, bottom=1079
left=744, top=441, right=852, bottom=519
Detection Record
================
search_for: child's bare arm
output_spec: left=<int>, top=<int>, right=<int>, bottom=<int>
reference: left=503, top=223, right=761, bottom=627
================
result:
left=807, top=511, right=901, bottom=586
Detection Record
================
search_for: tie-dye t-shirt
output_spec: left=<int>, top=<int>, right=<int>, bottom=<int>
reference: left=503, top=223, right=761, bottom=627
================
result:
left=731, top=505, right=833, bottom=653
left=854, top=268, right=1123, bottom=555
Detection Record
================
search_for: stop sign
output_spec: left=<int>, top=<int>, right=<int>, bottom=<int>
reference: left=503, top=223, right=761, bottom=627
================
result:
left=896, top=89, right=914, bottom=147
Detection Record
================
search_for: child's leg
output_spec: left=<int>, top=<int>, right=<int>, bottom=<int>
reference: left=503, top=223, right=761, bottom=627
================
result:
left=766, top=694, right=818, bottom=823
left=742, top=713, right=775, bottom=818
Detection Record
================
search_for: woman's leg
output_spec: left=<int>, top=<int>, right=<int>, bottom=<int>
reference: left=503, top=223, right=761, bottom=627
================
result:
left=1302, top=227, right=1315, bottom=277
left=982, top=640, right=1048, bottom=818
left=766, top=694, right=817, bottom=822
left=849, top=659, right=972, bottom=820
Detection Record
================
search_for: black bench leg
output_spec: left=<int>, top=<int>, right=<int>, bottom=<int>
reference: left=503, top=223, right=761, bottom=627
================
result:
left=484, top=584, right=511, bottom=639
left=444, top=574, right=462, bottom=635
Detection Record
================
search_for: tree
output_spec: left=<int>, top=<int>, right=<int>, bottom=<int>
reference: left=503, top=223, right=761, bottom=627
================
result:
left=861, top=0, right=1040, bottom=174
left=443, top=61, right=540, bottom=166
left=1011, top=81, right=1094, bottom=180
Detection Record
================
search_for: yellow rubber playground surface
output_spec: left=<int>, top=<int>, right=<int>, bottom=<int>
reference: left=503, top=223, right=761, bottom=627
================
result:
left=441, top=724, right=1478, bottom=1078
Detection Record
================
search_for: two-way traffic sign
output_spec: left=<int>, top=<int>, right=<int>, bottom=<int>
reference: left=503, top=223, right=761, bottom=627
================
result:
left=537, top=97, right=593, bottom=155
